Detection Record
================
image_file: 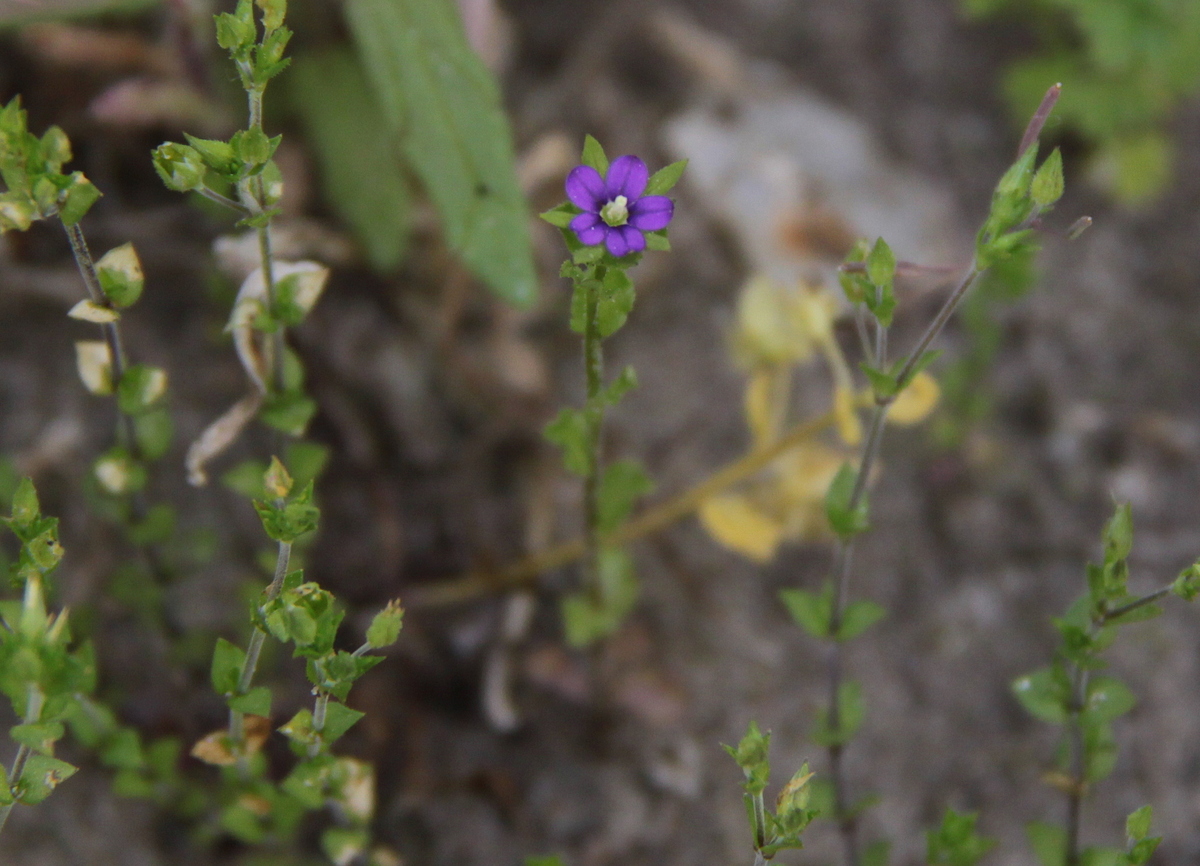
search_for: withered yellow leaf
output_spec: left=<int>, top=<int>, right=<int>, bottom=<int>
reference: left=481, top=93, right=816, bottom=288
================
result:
left=888, top=372, right=940, bottom=425
left=698, top=492, right=784, bottom=563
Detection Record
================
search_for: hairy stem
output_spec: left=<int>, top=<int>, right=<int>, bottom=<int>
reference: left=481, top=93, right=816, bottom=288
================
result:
left=229, top=539, right=292, bottom=745
left=63, top=222, right=137, bottom=454
left=0, top=687, right=45, bottom=837
left=582, top=270, right=605, bottom=608
left=308, top=690, right=330, bottom=759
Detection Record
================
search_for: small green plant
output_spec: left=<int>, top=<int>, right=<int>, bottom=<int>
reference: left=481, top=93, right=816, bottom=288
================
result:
left=1014, top=504, right=1198, bottom=866
left=539, top=138, right=684, bottom=646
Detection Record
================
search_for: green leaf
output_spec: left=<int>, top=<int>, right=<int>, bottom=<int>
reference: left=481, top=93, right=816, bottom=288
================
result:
left=580, top=134, right=608, bottom=175
left=1012, top=666, right=1070, bottom=724
left=289, top=48, right=412, bottom=270
left=285, top=441, right=329, bottom=487
left=228, top=686, right=272, bottom=717
left=133, top=408, right=173, bottom=461
left=56, top=173, right=100, bottom=225
left=322, top=827, right=369, bottom=866
left=320, top=701, right=365, bottom=743
left=839, top=599, right=886, bottom=641
left=825, top=463, right=868, bottom=538
left=927, top=808, right=995, bottom=866
left=561, top=546, right=638, bottom=646
left=723, top=720, right=770, bottom=793
left=345, top=0, right=537, bottom=307
left=116, top=365, right=167, bottom=415
left=596, top=459, right=653, bottom=534
left=15, top=754, right=77, bottom=805
left=1125, top=805, right=1153, bottom=842
left=10, top=721, right=64, bottom=755
left=94, top=242, right=144, bottom=307
left=254, top=482, right=320, bottom=542
left=1127, top=838, right=1161, bottom=866
left=152, top=143, right=206, bottom=192
left=898, top=349, right=943, bottom=389
left=98, top=727, right=145, bottom=770
left=598, top=366, right=637, bottom=407
left=1084, top=676, right=1135, bottom=722
left=544, top=407, right=591, bottom=476
left=259, top=390, right=317, bottom=436
left=211, top=637, right=246, bottom=695
left=860, top=363, right=899, bottom=400
left=780, top=583, right=834, bottom=639
left=645, top=159, right=687, bottom=195
left=597, top=267, right=635, bottom=337
left=1027, top=821, right=1067, bottom=866
left=1081, top=716, right=1117, bottom=783
left=539, top=201, right=578, bottom=228
left=813, top=680, right=864, bottom=746
left=1103, top=503, right=1133, bottom=565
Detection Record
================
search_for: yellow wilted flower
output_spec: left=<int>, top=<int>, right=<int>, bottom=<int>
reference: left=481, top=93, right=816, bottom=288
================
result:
left=887, top=372, right=940, bottom=425
left=745, top=367, right=790, bottom=446
left=833, top=386, right=862, bottom=446
left=699, top=493, right=786, bottom=563
left=732, top=276, right=839, bottom=368
left=699, top=440, right=849, bottom=561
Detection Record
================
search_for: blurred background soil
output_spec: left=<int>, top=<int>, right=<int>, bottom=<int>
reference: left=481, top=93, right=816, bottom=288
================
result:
left=1, top=0, right=1200, bottom=864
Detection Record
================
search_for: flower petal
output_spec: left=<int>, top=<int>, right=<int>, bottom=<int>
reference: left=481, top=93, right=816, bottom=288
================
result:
left=605, top=155, right=648, bottom=200
left=605, top=227, right=629, bottom=257
left=573, top=217, right=607, bottom=246
left=565, top=165, right=605, bottom=211
left=628, top=195, right=674, bottom=231
left=621, top=225, right=647, bottom=254
left=607, top=225, right=645, bottom=257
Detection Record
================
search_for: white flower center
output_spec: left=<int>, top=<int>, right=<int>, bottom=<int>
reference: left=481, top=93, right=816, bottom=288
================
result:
left=600, top=195, right=629, bottom=227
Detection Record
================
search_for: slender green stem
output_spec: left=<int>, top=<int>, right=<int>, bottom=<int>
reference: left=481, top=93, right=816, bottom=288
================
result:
left=229, top=539, right=292, bottom=745
left=0, top=687, right=45, bottom=838
left=752, top=790, right=767, bottom=849
left=581, top=269, right=606, bottom=607
left=196, top=186, right=250, bottom=214
left=1100, top=587, right=1171, bottom=624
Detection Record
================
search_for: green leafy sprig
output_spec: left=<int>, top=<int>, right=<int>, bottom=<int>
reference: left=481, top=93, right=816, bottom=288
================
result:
left=726, top=722, right=819, bottom=863
left=1014, top=504, right=1196, bottom=866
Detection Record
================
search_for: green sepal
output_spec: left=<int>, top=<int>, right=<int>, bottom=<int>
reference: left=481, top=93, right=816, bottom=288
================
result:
left=1171, top=562, right=1200, bottom=601
left=1125, top=806, right=1153, bottom=842
left=365, top=600, right=404, bottom=648
left=322, top=828, right=369, bottom=866
left=1030, top=148, right=1064, bottom=208
left=152, top=143, right=206, bottom=192
left=860, top=363, right=899, bottom=400
left=9, top=477, right=40, bottom=531
left=644, top=229, right=671, bottom=252
left=580, top=134, right=609, bottom=175
left=645, top=159, right=687, bottom=195
left=306, top=651, right=382, bottom=701
left=56, top=173, right=101, bottom=226
left=253, top=481, right=320, bottom=542
left=723, top=720, right=770, bottom=794
left=539, top=201, right=579, bottom=228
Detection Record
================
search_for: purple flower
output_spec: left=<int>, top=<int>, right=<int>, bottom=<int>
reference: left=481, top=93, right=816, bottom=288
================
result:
left=565, top=155, right=675, bottom=257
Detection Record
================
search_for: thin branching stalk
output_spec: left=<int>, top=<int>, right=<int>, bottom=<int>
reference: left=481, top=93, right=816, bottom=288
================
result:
left=308, top=691, right=329, bottom=759
left=410, top=408, right=840, bottom=607
left=822, top=258, right=987, bottom=866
